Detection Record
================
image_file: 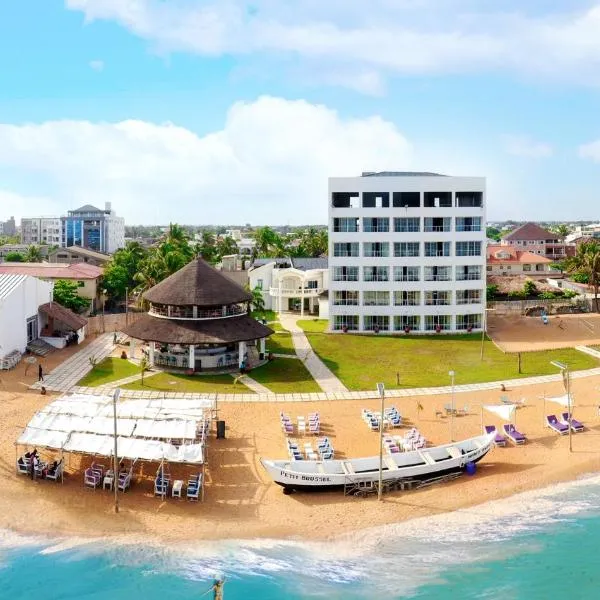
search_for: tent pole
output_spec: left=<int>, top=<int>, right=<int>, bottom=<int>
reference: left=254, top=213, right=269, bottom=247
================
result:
left=113, top=388, right=121, bottom=513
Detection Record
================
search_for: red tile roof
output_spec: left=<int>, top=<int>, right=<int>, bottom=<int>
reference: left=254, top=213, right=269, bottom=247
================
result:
left=502, top=222, right=558, bottom=242
left=486, top=245, right=552, bottom=264
left=0, top=262, right=103, bottom=279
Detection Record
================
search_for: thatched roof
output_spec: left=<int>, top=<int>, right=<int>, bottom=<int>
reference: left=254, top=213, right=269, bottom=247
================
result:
left=39, top=302, right=87, bottom=331
left=144, top=259, right=252, bottom=307
left=124, top=313, right=273, bottom=345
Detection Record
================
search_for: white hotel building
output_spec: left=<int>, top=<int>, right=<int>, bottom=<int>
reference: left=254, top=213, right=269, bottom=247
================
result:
left=328, top=172, right=486, bottom=333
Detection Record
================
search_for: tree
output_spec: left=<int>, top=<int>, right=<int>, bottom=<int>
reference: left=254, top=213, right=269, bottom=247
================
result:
left=139, top=356, right=149, bottom=386
left=216, top=236, right=238, bottom=259
left=5, top=251, right=24, bottom=262
left=486, top=227, right=501, bottom=241
left=552, top=224, right=571, bottom=241
left=297, top=227, right=328, bottom=257
left=24, top=245, right=42, bottom=262
left=486, top=284, right=499, bottom=301
left=197, top=231, right=218, bottom=263
left=53, top=279, right=90, bottom=312
left=522, top=280, right=537, bottom=297
left=103, top=263, right=129, bottom=300
left=565, top=241, right=600, bottom=312
left=253, top=227, right=284, bottom=257
left=249, top=286, right=265, bottom=314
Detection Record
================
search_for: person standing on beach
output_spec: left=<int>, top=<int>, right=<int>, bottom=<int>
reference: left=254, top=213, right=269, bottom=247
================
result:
left=38, top=364, right=44, bottom=382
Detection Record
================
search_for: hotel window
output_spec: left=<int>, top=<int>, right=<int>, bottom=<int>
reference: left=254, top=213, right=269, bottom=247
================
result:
left=333, top=242, right=359, bottom=257
left=424, top=266, right=451, bottom=282
left=363, top=291, right=390, bottom=306
left=256, top=279, right=263, bottom=290
left=363, top=266, right=389, bottom=282
left=332, top=266, right=359, bottom=281
left=455, top=191, right=483, bottom=208
left=333, top=217, right=359, bottom=232
left=456, top=289, right=482, bottom=305
left=536, top=264, right=545, bottom=272
left=425, top=315, right=452, bottom=331
left=364, top=315, right=390, bottom=331
left=394, top=242, right=420, bottom=257
left=363, top=217, right=389, bottom=232
left=424, top=192, right=452, bottom=207
left=456, top=217, right=482, bottom=232
left=394, top=291, right=420, bottom=306
left=523, top=264, right=532, bottom=272
left=333, top=291, right=359, bottom=306
left=394, top=217, right=420, bottom=233
left=394, top=266, right=420, bottom=282
left=456, top=265, right=482, bottom=281
left=392, top=192, right=420, bottom=207
left=333, top=315, right=359, bottom=331
left=363, top=242, right=389, bottom=258
left=332, top=192, right=359, bottom=208
left=425, top=291, right=452, bottom=306
left=394, top=315, right=420, bottom=331
left=424, top=241, right=451, bottom=257
left=486, top=265, right=492, bottom=272
left=455, top=241, right=482, bottom=256
left=424, top=217, right=451, bottom=233
left=456, top=314, right=482, bottom=330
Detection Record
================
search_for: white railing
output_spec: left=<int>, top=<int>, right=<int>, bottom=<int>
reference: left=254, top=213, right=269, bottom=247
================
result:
left=269, top=287, right=323, bottom=297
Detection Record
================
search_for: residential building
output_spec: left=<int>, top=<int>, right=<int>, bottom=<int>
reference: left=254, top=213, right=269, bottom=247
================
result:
left=565, top=224, right=600, bottom=243
left=20, top=217, right=62, bottom=246
left=61, top=202, right=125, bottom=253
left=0, top=244, right=50, bottom=263
left=0, top=216, right=16, bottom=237
left=48, top=245, right=111, bottom=267
left=486, top=245, right=553, bottom=276
left=500, top=222, right=574, bottom=261
left=0, top=262, right=103, bottom=312
left=328, top=171, right=486, bottom=333
left=222, top=229, right=256, bottom=256
left=249, top=257, right=329, bottom=318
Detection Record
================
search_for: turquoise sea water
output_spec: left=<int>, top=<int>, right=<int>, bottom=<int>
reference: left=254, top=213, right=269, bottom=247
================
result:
left=3, top=475, right=600, bottom=599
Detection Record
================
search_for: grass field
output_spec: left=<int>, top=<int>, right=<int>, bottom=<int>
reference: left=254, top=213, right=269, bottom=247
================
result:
left=122, top=372, right=252, bottom=394
left=265, top=322, right=296, bottom=355
left=297, top=320, right=599, bottom=390
left=249, top=358, right=321, bottom=393
left=77, top=357, right=140, bottom=387
left=251, top=310, right=278, bottom=323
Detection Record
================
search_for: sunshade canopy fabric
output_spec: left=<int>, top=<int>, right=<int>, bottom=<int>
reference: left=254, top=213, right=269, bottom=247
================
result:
left=545, top=394, right=573, bottom=407
left=483, top=404, right=516, bottom=421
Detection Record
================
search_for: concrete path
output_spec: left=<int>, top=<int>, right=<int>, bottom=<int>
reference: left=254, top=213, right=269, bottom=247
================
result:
left=576, top=345, right=600, bottom=359
left=231, top=374, right=270, bottom=394
left=31, top=333, right=115, bottom=392
left=278, top=314, right=348, bottom=394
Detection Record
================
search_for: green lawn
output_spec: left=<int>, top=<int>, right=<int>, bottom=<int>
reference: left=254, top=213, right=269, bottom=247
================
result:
left=249, top=358, right=322, bottom=393
left=296, top=320, right=599, bottom=390
left=78, top=357, right=140, bottom=387
left=265, top=322, right=296, bottom=355
left=251, top=309, right=278, bottom=323
left=122, top=372, right=252, bottom=394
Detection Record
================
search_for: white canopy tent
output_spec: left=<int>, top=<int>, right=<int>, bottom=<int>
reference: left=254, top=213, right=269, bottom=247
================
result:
left=544, top=394, right=573, bottom=408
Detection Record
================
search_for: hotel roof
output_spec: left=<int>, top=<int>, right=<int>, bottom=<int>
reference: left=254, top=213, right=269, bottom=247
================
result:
left=361, top=171, right=446, bottom=177
left=0, top=262, right=103, bottom=279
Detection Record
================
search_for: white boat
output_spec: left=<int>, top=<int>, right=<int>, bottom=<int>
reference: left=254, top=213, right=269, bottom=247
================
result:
left=261, top=433, right=495, bottom=493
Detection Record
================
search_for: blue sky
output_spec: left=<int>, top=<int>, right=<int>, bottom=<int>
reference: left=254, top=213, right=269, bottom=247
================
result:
left=0, top=0, right=600, bottom=225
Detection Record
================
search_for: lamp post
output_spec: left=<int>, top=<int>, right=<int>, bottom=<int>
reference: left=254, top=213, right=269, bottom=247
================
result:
left=551, top=361, right=572, bottom=452
left=376, top=382, right=385, bottom=501
left=112, top=387, right=120, bottom=513
left=449, top=370, right=455, bottom=442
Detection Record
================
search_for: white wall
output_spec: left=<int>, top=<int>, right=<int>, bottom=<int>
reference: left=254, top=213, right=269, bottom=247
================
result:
left=248, top=263, right=275, bottom=310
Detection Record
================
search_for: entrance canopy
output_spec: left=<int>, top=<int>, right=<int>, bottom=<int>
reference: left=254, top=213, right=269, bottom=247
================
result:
left=16, top=394, right=214, bottom=464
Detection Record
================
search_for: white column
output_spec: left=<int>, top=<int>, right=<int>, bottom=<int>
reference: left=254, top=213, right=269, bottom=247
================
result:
left=260, top=337, right=266, bottom=356
left=148, top=343, right=155, bottom=366
left=301, top=287, right=304, bottom=317
left=188, top=344, right=195, bottom=370
left=278, top=280, right=283, bottom=315
left=238, top=341, right=246, bottom=368
left=130, top=339, right=136, bottom=359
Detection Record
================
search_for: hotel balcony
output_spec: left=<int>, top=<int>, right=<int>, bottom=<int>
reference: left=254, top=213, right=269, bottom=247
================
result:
left=269, top=286, right=323, bottom=297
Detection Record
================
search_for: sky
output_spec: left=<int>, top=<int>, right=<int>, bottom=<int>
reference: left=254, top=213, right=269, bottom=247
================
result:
left=1, top=1, right=600, bottom=226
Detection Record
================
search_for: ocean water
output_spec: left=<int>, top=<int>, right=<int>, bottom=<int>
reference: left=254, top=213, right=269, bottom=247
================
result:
left=3, top=474, right=600, bottom=599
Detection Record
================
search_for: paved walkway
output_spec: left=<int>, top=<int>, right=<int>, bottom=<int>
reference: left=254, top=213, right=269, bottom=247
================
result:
left=31, top=333, right=115, bottom=392
left=232, top=374, right=271, bottom=394
left=278, top=314, right=348, bottom=394
left=70, top=366, right=600, bottom=403
left=576, top=345, right=600, bottom=359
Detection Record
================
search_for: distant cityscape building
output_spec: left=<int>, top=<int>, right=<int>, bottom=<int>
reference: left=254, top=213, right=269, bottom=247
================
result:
left=0, top=216, right=16, bottom=237
left=0, top=244, right=50, bottom=263
left=61, top=202, right=125, bottom=253
left=20, top=217, right=62, bottom=246
left=500, top=222, right=574, bottom=261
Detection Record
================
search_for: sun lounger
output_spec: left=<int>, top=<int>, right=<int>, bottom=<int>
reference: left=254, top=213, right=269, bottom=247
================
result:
left=503, top=423, right=526, bottom=444
left=118, top=470, right=132, bottom=492
left=484, top=425, right=506, bottom=447
left=154, top=478, right=169, bottom=498
left=84, top=468, right=101, bottom=489
left=187, top=475, right=202, bottom=501
left=561, top=412, right=584, bottom=432
left=546, top=415, right=569, bottom=435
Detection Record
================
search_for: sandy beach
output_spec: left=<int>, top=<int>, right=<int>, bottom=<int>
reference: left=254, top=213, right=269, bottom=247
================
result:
left=2, top=369, right=600, bottom=545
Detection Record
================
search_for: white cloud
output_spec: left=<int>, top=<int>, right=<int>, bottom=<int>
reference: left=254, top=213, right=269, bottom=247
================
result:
left=502, top=135, right=554, bottom=159
left=579, top=140, right=600, bottom=162
left=65, top=1, right=600, bottom=90
left=0, top=97, right=413, bottom=224
left=89, top=59, right=104, bottom=71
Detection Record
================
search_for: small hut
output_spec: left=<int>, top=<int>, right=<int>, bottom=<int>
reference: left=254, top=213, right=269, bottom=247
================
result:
left=124, top=259, right=273, bottom=372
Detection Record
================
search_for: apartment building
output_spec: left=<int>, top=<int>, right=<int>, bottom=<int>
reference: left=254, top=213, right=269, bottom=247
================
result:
left=500, top=222, right=574, bottom=261
left=328, top=172, right=486, bottom=333
left=62, top=202, right=125, bottom=253
left=20, top=217, right=62, bottom=246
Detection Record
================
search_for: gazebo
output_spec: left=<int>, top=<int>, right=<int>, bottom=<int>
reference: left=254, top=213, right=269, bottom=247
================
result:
left=124, top=259, right=273, bottom=372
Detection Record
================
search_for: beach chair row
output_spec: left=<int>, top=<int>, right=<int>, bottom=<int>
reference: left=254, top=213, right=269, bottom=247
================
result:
left=383, top=428, right=426, bottom=453
left=281, top=412, right=320, bottom=435
left=155, top=471, right=202, bottom=501
left=546, top=413, right=584, bottom=435
left=16, top=453, right=63, bottom=482
left=84, top=462, right=132, bottom=492
left=287, top=437, right=334, bottom=461
left=362, top=407, right=402, bottom=431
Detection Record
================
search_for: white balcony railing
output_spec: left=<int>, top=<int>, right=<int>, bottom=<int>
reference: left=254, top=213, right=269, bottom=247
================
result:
left=269, top=287, right=323, bottom=297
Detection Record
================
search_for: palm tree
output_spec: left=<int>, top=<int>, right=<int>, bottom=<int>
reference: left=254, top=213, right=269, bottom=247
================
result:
left=249, top=285, right=266, bottom=314
left=216, top=236, right=238, bottom=259
left=553, top=223, right=571, bottom=242
left=565, top=241, right=600, bottom=311
left=253, top=227, right=283, bottom=257
left=139, top=356, right=149, bottom=386
left=25, top=245, right=42, bottom=262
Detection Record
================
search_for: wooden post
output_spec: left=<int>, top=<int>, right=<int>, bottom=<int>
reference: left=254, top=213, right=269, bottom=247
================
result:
left=517, top=352, right=522, bottom=374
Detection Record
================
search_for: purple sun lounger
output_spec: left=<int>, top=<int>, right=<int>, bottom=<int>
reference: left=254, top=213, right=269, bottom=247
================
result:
left=561, top=412, right=584, bottom=433
left=546, top=414, right=569, bottom=435
left=484, top=425, right=506, bottom=447
left=503, top=423, right=527, bottom=445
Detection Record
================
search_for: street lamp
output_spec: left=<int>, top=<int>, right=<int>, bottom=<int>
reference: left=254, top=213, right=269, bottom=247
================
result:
left=376, top=382, right=385, bottom=501
left=449, top=370, right=456, bottom=442
left=551, top=360, right=572, bottom=452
